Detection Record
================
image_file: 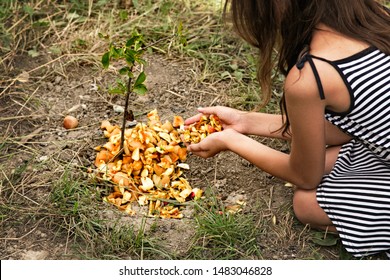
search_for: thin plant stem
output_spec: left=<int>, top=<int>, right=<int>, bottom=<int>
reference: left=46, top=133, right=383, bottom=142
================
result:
left=119, top=66, right=134, bottom=154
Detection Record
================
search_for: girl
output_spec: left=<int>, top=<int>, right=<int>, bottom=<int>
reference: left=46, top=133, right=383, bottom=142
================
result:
left=185, top=0, right=390, bottom=258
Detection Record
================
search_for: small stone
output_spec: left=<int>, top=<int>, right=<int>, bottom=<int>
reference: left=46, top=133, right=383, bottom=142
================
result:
left=67, top=104, right=81, bottom=113
left=38, top=155, right=49, bottom=162
left=54, top=76, right=62, bottom=84
left=22, top=250, right=49, bottom=260
left=113, top=105, right=125, bottom=113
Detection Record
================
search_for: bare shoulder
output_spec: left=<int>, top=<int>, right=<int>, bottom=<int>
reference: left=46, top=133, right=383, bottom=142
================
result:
left=284, top=64, right=322, bottom=102
left=285, top=61, right=347, bottom=112
left=311, top=24, right=370, bottom=60
left=286, top=44, right=355, bottom=111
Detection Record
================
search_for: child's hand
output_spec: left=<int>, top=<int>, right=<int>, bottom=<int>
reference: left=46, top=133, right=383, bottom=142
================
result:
left=186, top=129, right=237, bottom=158
left=184, top=106, right=246, bottom=134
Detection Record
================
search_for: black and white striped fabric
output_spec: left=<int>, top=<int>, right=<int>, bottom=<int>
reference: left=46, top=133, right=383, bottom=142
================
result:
left=306, top=47, right=390, bottom=258
left=324, top=47, right=390, bottom=160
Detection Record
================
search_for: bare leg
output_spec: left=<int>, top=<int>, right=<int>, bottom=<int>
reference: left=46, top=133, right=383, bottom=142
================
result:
left=293, top=189, right=336, bottom=231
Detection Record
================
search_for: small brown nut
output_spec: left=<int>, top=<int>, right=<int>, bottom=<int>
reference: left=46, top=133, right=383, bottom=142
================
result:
left=63, top=115, right=78, bottom=129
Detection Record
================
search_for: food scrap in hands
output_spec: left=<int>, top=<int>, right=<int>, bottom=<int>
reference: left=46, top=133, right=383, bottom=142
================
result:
left=181, top=114, right=223, bottom=144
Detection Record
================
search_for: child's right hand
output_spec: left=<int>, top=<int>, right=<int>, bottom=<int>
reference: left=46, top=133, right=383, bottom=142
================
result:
left=186, top=128, right=239, bottom=158
left=184, top=106, right=246, bottom=134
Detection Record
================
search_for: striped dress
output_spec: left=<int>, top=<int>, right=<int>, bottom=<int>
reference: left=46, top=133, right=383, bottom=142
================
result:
left=299, top=47, right=390, bottom=258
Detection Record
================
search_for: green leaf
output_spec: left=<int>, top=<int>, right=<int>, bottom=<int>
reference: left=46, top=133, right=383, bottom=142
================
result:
left=311, top=231, right=339, bottom=247
left=119, top=67, right=131, bottom=75
left=116, top=79, right=127, bottom=89
left=109, top=46, right=123, bottom=59
left=101, top=52, right=110, bottom=68
left=108, top=79, right=127, bottom=95
left=134, top=72, right=146, bottom=87
left=127, top=72, right=134, bottom=79
left=125, top=50, right=136, bottom=65
left=133, top=84, right=147, bottom=95
left=108, top=88, right=125, bottom=95
left=135, top=55, right=147, bottom=65
left=126, top=36, right=141, bottom=49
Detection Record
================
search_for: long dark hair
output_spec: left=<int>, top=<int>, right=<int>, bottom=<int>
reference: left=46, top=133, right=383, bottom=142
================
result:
left=224, top=0, right=390, bottom=134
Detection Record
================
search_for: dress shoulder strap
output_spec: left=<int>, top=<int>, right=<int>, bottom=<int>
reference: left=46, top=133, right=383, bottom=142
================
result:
left=296, top=53, right=327, bottom=100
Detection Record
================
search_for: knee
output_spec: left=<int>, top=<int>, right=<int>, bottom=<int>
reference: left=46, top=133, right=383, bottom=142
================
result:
left=293, top=189, right=334, bottom=229
left=293, top=189, right=316, bottom=225
left=293, top=190, right=309, bottom=224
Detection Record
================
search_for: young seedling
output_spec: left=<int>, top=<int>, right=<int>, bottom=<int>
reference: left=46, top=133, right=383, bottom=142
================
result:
left=101, top=32, right=147, bottom=156
left=100, top=27, right=185, bottom=158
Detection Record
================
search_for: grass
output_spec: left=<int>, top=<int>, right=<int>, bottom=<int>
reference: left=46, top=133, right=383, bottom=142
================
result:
left=1, top=0, right=378, bottom=261
left=0, top=0, right=274, bottom=109
left=186, top=188, right=263, bottom=260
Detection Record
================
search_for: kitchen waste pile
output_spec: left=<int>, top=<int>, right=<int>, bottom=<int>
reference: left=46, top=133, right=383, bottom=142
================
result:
left=93, top=109, right=222, bottom=219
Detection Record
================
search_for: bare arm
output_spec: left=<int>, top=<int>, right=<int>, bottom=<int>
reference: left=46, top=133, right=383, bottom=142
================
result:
left=239, top=112, right=290, bottom=140
left=284, top=68, right=327, bottom=188
left=186, top=105, right=350, bottom=145
left=188, top=65, right=331, bottom=189
left=239, top=110, right=351, bottom=145
left=185, top=106, right=290, bottom=140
